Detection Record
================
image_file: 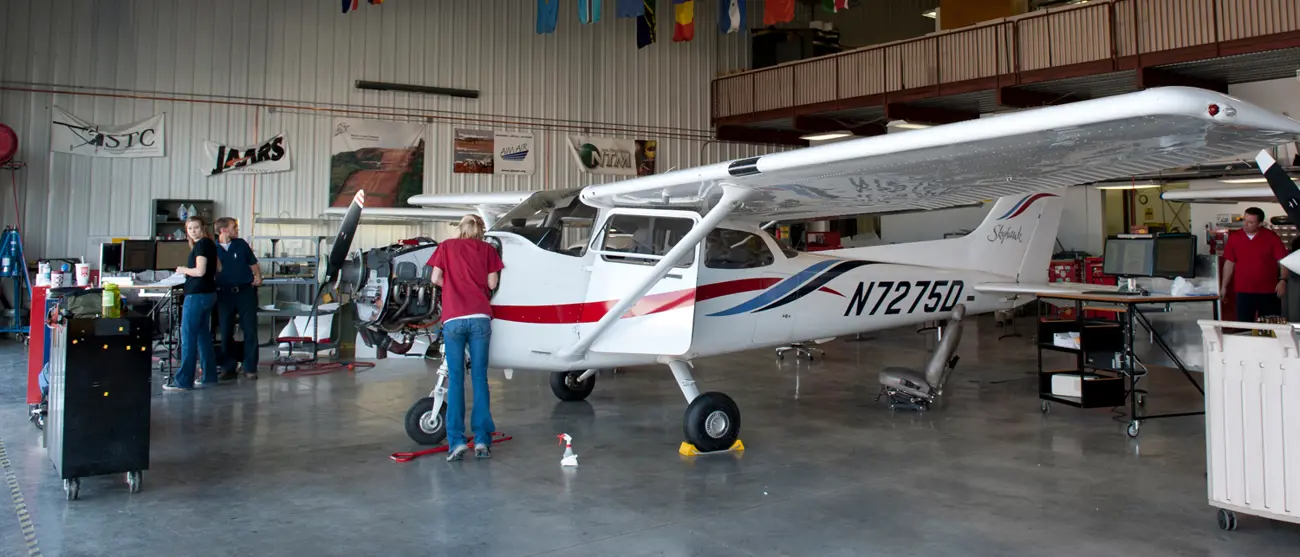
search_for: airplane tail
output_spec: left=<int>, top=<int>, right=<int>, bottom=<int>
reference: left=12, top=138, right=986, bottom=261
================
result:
left=825, top=190, right=1065, bottom=283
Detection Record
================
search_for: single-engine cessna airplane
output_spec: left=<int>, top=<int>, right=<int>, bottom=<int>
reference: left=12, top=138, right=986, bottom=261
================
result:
left=319, top=87, right=1300, bottom=452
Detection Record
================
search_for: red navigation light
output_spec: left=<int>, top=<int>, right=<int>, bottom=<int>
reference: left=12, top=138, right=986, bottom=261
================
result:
left=1208, top=104, right=1220, bottom=116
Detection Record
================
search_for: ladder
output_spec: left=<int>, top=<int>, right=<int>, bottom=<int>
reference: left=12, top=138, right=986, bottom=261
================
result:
left=0, top=226, right=31, bottom=335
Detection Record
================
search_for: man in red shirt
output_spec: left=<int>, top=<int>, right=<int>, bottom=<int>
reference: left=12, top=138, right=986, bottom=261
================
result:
left=1221, top=207, right=1289, bottom=322
left=427, top=214, right=505, bottom=461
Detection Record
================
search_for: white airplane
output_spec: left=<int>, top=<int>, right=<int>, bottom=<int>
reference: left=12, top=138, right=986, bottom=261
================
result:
left=319, top=87, right=1300, bottom=452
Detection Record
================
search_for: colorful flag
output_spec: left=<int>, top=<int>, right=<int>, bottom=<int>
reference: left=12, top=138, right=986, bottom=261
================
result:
left=368, top=0, right=383, bottom=5
left=537, top=0, right=559, bottom=34
left=673, top=0, right=695, bottom=42
left=579, top=0, right=601, bottom=24
left=719, top=0, right=746, bottom=34
left=637, top=0, right=657, bottom=49
left=616, top=0, right=643, bottom=18
left=342, top=0, right=358, bottom=14
left=822, top=0, right=848, bottom=12
left=764, top=0, right=795, bottom=25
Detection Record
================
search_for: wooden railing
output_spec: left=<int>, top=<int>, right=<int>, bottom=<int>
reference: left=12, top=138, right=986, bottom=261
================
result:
left=713, top=0, right=1300, bottom=121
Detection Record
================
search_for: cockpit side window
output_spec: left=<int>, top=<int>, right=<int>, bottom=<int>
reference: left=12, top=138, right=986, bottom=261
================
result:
left=704, top=229, right=776, bottom=269
left=597, top=214, right=695, bottom=268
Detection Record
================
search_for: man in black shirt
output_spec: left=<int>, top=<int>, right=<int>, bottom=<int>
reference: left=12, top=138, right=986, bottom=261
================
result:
left=164, top=216, right=221, bottom=391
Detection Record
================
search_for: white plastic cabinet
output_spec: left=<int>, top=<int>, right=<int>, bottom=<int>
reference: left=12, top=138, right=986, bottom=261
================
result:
left=1197, top=320, right=1300, bottom=531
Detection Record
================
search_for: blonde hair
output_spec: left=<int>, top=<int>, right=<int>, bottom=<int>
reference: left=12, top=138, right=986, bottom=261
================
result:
left=185, top=216, right=213, bottom=247
left=458, top=214, right=485, bottom=240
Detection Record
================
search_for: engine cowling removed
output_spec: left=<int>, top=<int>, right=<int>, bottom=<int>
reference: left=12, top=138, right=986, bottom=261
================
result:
left=340, top=239, right=441, bottom=355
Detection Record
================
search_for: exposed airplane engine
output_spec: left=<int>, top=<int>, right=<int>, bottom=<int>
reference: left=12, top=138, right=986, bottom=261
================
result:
left=339, top=239, right=442, bottom=355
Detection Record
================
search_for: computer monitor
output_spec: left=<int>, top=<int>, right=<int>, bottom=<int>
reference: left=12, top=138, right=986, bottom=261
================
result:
left=119, top=240, right=157, bottom=273
left=1153, top=234, right=1197, bottom=278
left=1102, top=236, right=1155, bottom=278
left=99, top=243, right=123, bottom=274
left=155, top=240, right=190, bottom=270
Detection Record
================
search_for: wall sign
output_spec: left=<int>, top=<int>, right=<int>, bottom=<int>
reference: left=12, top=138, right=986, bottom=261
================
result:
left=50, top=106, right=165, bottom=158
left=567, top=135, right=656, bottom=176
left=453, top=128, right=536, bottom=175
left=200, top=132, right=291, bottom=176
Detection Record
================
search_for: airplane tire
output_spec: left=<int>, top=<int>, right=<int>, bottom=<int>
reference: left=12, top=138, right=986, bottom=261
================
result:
left=550, top=371, right=596, bottom=402
left=683, top=392, right=741, bottom=453
left=404, top=397, right=447, bottom=445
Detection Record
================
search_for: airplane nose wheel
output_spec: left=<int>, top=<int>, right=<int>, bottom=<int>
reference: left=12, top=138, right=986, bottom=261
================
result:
left=550, top=370, right=597, bottom=402
left=404, top=397, right=448, bottom=445
left=683, top=392, right=741, bottom=453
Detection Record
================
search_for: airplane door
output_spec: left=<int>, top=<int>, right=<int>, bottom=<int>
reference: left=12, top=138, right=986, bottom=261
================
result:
left=582, top=209, right=701, bottom=356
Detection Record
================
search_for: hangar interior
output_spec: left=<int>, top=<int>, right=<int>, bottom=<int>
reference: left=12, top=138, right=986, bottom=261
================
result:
left=1, top=0, right=1300, bottom=555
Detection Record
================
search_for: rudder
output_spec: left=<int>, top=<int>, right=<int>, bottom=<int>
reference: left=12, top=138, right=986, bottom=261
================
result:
left=964, top=192, right=1063, bottom=283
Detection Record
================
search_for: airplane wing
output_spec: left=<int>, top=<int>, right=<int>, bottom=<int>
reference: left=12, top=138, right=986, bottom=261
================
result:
left=322, top=207, right=469, bottom=221
left=578, top=87, right=1300, bottom=222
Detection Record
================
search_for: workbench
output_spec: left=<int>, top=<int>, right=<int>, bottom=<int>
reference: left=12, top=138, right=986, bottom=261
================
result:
left=1035, top=290, right=1219, bottom=438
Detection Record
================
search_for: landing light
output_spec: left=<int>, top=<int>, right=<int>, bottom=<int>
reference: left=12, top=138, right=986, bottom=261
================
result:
left=800, top=131, right=853, bottom=141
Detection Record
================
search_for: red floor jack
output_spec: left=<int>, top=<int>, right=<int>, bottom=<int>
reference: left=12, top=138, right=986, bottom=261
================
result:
left=390, top=432, right=512, bottom=462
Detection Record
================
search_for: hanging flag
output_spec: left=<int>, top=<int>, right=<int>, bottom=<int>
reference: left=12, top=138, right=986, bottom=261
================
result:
left=719, top=0, right=746, bottom=34
left=537, top=0, right=559, bottom=34
left=368, top=0, right=383, bottom=5
left=342, top=0, right=358, bottom=14
left=764, top=0, right=794, bottom=25
left=616, top=0, right=644, bottom=18
left=579, top=0, right=602, bottom=24
left=673, top=0, right=695, bottom=42
left=637, top=0, right=657, bottom=49
left=821, top=0, right=848, bottom=12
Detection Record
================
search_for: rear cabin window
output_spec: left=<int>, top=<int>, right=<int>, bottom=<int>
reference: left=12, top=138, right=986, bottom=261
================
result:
left=704, top=229, right=776, bottom=269
left=597, top=214, right=696, bottom=267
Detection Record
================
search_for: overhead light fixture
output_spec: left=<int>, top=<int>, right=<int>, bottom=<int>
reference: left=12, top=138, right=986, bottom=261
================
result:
left=1219, top=177, right=1268, bottom=184
left=1096, top=182, right=1162, bottom=190
left=355, top=80, right=479, bottom=99
left=800, top=131, right=853, bottom=141
left=921, top=9, right=937, bottom=19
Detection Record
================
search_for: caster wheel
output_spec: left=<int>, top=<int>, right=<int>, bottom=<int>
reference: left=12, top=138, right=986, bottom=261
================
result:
left=1040, top=401, right=1050, bottom=414
left=1127, top=420, right=1140, bottom=438
left=127, top=471, right=142, bottom=493
left=1217, top=508, right=1238, bottom=531
left=683, top=392, right=741, bottom=453
left=549, top=370, right=596, bottom=402
left=403, top=397, right=447, bottom=446
left=63, top=478, right=80, bottom=501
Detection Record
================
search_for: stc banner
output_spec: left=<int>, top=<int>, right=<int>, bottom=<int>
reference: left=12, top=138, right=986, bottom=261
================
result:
left=50, top=106, right=165, bottom=158
left=567, top=135, right=656, bottom=176
left=200, top=133, right=291, bottom=176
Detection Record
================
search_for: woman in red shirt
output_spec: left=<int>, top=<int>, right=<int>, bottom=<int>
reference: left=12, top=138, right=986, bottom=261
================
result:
left=427, top=215, right=505, bottom=460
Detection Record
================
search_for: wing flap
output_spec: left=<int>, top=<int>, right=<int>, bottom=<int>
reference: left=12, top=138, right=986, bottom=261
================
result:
left=580, top=87, right=1300, bottom=221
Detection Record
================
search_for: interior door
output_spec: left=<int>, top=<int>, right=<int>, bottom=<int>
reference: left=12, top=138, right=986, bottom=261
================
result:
left=582, top=208, right=701, bottom=356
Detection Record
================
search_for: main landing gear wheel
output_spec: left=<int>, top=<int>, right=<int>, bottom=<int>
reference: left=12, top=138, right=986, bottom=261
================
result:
left=404, top=397, right=447, bottom=445
left=1217, top=508, right=1238, bottom=531
left=683, top=392, right=741, bottom=453
left=550, top=370, right=596, bottom=402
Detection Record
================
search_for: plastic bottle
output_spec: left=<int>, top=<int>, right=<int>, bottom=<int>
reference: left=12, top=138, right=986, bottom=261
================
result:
left=102, top=283, right=121, bottom=318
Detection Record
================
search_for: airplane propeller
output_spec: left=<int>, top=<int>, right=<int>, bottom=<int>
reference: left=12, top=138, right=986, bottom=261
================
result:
left=326, top=189, right=366, bottom=287
left=1254, top=150, right=1300, bottom=275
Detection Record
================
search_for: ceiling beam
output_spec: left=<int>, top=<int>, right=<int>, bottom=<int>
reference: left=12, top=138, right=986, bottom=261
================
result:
left=1137, top=67, right=1228, bottom=94
left=996, top=87, right=1080, bottom=109
left=884, top=103, right=978, bottom=125
left=850, top=122, right=888, bottom=137
left=792, top=115, right=844, bottom=133
left=715, top=126, right=809, bottom=147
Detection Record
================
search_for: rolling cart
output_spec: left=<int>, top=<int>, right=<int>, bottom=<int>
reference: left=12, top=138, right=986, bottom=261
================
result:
left=46, top=310, right=153, bottom=500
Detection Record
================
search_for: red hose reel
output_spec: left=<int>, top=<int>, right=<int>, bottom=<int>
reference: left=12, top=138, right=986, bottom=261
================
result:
left=0, top=123, right=17, bottom=165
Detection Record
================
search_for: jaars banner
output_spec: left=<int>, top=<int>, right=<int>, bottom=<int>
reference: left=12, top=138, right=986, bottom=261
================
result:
left=50, top=106, right=165, bottom=158
left=200, top=133, right=291, bottom=176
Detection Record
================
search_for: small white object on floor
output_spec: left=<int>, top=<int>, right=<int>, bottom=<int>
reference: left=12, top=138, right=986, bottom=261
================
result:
left=558, top=433, right=578, bottom=466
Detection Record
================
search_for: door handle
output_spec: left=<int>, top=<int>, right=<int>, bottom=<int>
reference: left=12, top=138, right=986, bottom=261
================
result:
left=666, top=273, right=682, bottom=279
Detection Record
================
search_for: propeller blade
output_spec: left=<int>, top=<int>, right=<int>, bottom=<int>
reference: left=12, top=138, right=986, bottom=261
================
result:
left=1255, top=150, right=1300, bottom=275
left=326, top=189, right=365, bottom=284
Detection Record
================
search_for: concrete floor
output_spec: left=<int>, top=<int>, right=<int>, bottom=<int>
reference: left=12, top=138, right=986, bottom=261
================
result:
left=0, top=318, right=1297, bottom=556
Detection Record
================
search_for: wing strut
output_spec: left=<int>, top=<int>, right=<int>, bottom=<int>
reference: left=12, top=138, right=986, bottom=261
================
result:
left=556, top=184, right=753, bottom=361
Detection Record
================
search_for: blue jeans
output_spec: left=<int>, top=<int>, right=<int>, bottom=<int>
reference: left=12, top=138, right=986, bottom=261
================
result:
left=444, top=317, right=494, bottom=448
left=176, top=292, right=218, bottom=388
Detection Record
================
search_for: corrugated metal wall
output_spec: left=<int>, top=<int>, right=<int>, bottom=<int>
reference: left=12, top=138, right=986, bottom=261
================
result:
left=0, top=0, right=784, bottom=262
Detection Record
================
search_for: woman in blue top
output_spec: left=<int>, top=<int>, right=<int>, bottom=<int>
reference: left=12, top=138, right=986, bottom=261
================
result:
left=164, top=216, right=221, bottom=391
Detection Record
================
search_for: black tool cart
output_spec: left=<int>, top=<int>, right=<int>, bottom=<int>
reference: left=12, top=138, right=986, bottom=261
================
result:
left=46, top=297, right=153, bottom=500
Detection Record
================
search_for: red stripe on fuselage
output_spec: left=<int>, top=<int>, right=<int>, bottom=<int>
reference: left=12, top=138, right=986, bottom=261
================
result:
left=491, top=277, right=781, bottom=324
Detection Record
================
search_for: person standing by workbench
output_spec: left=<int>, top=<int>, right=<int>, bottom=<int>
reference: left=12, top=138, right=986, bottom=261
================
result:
left=1221, top=207, right=1289, bottom=322
left=214, top=217, right=263, bottom=381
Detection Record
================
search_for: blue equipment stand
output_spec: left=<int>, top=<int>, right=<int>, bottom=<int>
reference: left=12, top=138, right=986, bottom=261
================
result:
left=0, top=226, right=31, bottom=336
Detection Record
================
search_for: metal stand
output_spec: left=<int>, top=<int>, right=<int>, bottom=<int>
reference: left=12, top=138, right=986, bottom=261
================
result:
left=0, top=226, right=32, bottom=337
left=776, top=342, right=823, bottom=361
